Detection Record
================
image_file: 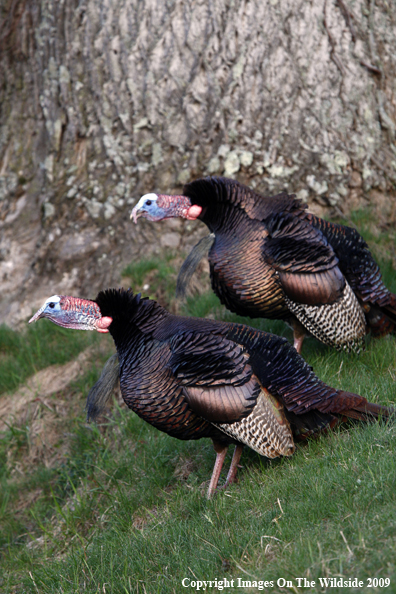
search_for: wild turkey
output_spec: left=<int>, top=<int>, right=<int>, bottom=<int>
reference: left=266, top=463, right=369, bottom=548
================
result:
left=29, top=289, right=392, bottom=498
left=131, top=177, right=396, bottom=353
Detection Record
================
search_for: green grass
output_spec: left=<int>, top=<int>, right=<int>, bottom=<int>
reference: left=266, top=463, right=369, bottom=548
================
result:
left=122, top=253, right=179, bottom=310
left=122, top=254, right=177, bottom=289
left=2, top=400, right=395, bottom=593
left=1, top=215, right=396, bottom=592
left=0, top=321, right=101, bottom=395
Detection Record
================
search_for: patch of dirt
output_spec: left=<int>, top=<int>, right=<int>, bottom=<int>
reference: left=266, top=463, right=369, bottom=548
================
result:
left=0, top=347, right=95, bottom=431
left=173, top=456, right=196, bottom=481
left=14, top=488, right=43, bottom=513
left=1, top=342, right=119, bottom=472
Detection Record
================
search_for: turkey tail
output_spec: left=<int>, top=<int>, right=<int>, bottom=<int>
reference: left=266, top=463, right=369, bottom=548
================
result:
left=366, top=296, right=396, bottom=337
left=366, top=308, right=394, bottom=337
left=287, top=396, right=394, bottom=441
left=308, top=213, right=396, bottom=332
left=176, top=233, right=215, bottom=299
left=86, top=353, right=120, bottom=421
left=337, top=394, right=394, bottom=422
left=311, top=385, right=395, bottom=424
left=382, top=294, right=396, bottom=326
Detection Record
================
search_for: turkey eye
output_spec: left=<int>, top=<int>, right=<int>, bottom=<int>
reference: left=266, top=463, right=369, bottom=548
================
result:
left=49, top=302, right=55, bottom=309
left=146, top=199, right=152, bottom=206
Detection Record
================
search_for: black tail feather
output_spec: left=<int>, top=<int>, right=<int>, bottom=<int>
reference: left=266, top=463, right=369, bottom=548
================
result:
left=176, top=233, right=215, bottom=299
left=86, top=353, right=120, bottom=422
left=383, top=300, right=396, bottom=325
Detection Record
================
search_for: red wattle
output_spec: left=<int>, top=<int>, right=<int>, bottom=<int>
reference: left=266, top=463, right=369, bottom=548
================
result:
left=186, top=205, right=202, bottom=220
left=96, top=316, right=113, bottom=332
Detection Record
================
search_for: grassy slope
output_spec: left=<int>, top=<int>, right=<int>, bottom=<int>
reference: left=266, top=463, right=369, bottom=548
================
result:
left=0, top=321, right=101, bottom=396
left=1, top=210, right=396, bottom=593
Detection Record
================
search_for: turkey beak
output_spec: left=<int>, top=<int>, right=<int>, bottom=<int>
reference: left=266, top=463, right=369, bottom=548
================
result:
left=29, top=306, right=46, bottom=324
left=130, top=205, right=142, bottom=224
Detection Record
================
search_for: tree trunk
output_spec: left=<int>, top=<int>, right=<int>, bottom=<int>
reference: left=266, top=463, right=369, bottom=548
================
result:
left=1, top=0, right=395, bottom=326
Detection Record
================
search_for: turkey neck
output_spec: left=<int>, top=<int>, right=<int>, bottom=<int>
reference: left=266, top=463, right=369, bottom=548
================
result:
left=96, top=292, right=168, bottom=356
left=198, top=200, right=243, bottom=234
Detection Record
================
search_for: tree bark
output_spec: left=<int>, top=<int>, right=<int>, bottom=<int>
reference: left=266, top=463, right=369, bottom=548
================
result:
left=0, top=0, right=395, bottom=326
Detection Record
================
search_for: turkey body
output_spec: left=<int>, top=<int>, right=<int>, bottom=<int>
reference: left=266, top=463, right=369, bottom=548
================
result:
left=83, top=289, right=390, bottom=496
left=133, top=177, right=396, bottom=353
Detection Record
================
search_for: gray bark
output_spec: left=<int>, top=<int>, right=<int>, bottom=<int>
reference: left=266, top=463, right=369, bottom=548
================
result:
left=0, top=0, right=395, bottom=326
